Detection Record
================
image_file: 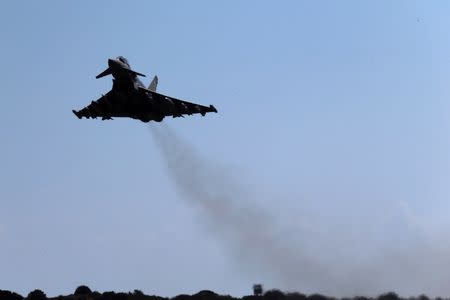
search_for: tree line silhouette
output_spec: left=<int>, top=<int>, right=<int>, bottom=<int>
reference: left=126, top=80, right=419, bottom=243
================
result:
left=0, top=287, right=448, bottom=300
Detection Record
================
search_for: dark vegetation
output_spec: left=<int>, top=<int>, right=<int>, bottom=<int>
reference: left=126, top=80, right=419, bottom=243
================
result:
left=0, top=287, right=447, bottom=300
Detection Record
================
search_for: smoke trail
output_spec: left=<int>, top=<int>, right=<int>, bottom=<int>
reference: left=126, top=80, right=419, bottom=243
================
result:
left=149, top=124, right=450, bottom=297
left=149, top=124, right=342, bottom=294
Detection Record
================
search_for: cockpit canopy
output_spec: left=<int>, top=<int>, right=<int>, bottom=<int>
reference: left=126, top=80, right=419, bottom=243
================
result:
left=117, top=56, right=130, bottom=67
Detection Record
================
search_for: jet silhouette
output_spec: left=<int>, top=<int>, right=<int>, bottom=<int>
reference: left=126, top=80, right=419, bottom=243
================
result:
left=72, top=56, right=218, bottom=122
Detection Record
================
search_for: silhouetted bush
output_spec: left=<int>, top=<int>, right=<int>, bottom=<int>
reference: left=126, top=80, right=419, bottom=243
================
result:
left=286, top=292, right=306, bottom=300
left=144, top=296, right=168, bottom=300
left=377, top=292, right=399, bottom=300
left=117, top=293, right=129, bottom=300
left=194, top=291, right=218, bottom=300
left=0, top=290, right=23, bottom=300
left=26, top=290, right=46, bottom=300
left=172, top=295, right=193, bottom=300
left=0, top=286, right=438, bottom=300
left=75, top=286, right=92, bottom=296
left=264, top=290, right=285, bottom=300
left=242, top=296, right=260, bottom=300
left=100, top=291, right=116, bottom=300
left=307, top=294, right=329, bottom=300
left=217, top=295, right=235, bottom=300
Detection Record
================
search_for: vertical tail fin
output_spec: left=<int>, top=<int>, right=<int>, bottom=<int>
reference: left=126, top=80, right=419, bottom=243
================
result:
left=148, top=76, right=158, bottom=92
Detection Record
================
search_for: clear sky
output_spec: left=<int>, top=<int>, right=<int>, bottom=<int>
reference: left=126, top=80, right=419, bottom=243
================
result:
left=1, top=0, right=450, bottom=298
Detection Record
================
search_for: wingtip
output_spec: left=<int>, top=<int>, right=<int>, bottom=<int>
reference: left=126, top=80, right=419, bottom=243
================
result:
left=72, top=110, right=81, bottom=119
left=210, top=105, right=218, bottom=113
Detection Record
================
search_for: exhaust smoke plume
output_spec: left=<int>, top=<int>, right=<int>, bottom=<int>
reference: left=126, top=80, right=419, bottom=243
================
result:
left=150, top=124, right=450, bottom=297
left=149, top=125, right=342, bottom=293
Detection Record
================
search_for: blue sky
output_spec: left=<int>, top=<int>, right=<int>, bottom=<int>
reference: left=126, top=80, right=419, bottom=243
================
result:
left=1, top=1, right=450, bottom=298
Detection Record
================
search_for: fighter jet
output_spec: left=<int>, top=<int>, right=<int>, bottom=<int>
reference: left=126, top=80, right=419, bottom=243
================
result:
left=72, top=56, right=218, bottom=122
